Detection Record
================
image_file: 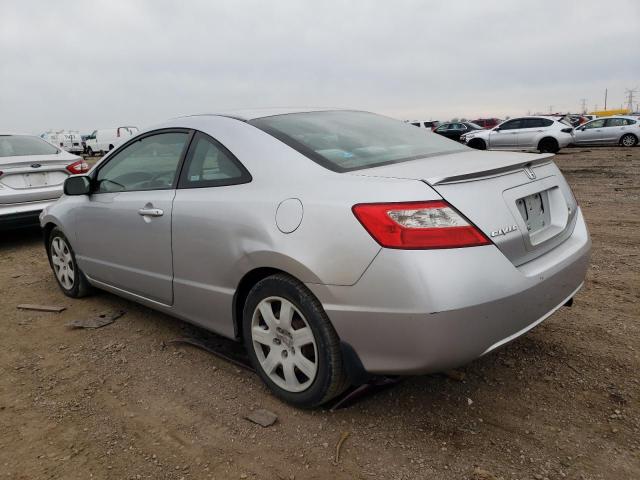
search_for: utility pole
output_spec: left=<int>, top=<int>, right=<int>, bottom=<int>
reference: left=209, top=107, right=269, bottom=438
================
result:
left=604, top=88, right=608, bottom=111
left=548, top=105, right=553, bottom=114
left=624, top=87, right=638, bottom=113
left=580, top=98, right=587, bottom=114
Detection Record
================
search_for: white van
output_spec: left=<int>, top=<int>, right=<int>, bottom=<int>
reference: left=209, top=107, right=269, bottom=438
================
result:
left=41, top=130, right=84, bottom=154
left=84, top=126, right=139, bottom=156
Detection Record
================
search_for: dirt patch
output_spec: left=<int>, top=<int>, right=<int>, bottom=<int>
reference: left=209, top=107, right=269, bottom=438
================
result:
left=1, top=147, right=639, bottom=479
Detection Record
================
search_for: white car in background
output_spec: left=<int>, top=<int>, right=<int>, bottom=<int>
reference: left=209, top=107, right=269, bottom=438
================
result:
left=573, top=116, right=638, bottom=147
left=85, top=126, right=139, bottom=156
left=41, top=130, right=84, bottom=154
left=461, top=116, right=574, bottom=153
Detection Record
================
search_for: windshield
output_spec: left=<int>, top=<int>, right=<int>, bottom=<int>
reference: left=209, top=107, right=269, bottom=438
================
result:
left=250, top=111, right=467, bottom=172
left=0, top=135, right=59, bottom=157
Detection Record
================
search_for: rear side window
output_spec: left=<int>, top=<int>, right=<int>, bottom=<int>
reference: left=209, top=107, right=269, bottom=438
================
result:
left=605, top=118, right=626, bottom=127
left=178, top=132, right=251, bottom=188
left=95, top=132, right=189, bottom=193
left=0, top=135, right=59, bottom=157
left=499, top=119, right=523, bottom=130
left=250, top=111, right=466, bottom=173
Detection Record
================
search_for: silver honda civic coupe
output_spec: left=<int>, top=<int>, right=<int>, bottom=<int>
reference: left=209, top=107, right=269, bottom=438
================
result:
left=40, top=109, right=591, bottom=407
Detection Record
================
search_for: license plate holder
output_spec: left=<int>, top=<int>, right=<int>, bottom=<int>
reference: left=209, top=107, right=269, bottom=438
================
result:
left=517, top=190, right=551, bottom=233
left=23, top=173, right=48, bottom=187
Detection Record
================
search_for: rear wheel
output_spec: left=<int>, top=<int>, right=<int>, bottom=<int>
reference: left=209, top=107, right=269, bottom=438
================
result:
left=468, top=138, right=486, bottom=150
left=47, top=228, right=92, bottom=298
left=538, top=137, right=559, bottom=153
left=620, top=134, right=638, bottom=147
left=86, top=147, right=94, bottom=156
left=243, top=274, right=348, bottom=408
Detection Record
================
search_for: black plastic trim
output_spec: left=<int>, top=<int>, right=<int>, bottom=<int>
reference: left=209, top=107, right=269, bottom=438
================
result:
left=340, top=341, right=370, bottom=386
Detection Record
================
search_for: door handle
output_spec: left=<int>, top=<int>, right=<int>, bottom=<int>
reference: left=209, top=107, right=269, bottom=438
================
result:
left=138, top=207, right=164, bottom=217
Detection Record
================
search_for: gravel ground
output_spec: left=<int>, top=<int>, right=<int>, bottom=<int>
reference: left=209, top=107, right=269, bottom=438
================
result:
left=1, top=146, right=638, bottom=480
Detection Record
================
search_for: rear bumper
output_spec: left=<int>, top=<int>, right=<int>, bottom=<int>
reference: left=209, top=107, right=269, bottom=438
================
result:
left=307, top=208, right=591, bottom=375
left=0, top=199, right=58, bottom=229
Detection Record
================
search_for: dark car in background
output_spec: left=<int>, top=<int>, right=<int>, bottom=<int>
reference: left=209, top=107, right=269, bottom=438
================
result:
left=471, top=118, right=502, bottom=129
left=434, top=122, right=484, bottom=142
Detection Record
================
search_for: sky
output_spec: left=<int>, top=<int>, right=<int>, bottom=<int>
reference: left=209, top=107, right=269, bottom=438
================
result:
left=1, top=0, right=639, bottom=134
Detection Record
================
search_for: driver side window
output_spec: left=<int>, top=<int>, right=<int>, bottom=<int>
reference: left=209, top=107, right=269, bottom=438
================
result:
left=95, top=132, right=189, bottom=193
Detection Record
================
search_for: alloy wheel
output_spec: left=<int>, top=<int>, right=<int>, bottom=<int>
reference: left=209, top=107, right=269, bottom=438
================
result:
left=51, top=237, right=75, bottom=290
left=251, top=296, right=318, bottom=393
left=622, top=135, right=636, bottom=147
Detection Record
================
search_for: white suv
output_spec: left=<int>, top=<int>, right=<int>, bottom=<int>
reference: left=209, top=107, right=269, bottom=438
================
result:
left=461, top=116, right=574, bottom=153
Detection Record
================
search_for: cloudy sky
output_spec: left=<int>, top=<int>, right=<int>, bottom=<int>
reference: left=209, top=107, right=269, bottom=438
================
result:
left=1, top=0, right=639, bottom=133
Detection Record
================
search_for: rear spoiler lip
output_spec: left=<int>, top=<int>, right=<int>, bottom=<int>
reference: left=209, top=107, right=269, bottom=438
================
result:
left=427, top=154, right=554, bottom=186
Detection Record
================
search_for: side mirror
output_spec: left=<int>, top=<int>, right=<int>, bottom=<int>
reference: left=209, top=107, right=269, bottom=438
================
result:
left=64, top=175, right=91, bottom=195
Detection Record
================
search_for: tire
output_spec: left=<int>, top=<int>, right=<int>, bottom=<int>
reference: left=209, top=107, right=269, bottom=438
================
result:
left=47, top=228, right=93, bottom=298
left=620, top=133, right=638, bottom=147
left=86, top=147, right=94, bottom=157
left=108, top=144, right=114, bottom=151
left=242, top=274, right=348, bottom=408
left=538, top=137, right=559, bottom=153
left=468, top=138, right=486, bottom=150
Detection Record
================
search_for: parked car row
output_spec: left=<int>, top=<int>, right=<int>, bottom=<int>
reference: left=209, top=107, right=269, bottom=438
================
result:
left=421, top=114, right=638, bottom=153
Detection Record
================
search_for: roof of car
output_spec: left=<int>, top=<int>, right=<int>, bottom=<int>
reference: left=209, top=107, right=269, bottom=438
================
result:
left=179, top=107, right=341, bottom=122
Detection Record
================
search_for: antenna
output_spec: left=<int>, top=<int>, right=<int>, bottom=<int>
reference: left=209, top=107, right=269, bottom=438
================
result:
left=624, top=87, right=638, bottom=113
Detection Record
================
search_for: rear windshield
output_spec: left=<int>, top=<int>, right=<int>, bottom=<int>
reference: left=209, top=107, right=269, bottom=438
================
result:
left=250, top=111, right=467, bottom=172
left=0, top=135, right=59, bottom=157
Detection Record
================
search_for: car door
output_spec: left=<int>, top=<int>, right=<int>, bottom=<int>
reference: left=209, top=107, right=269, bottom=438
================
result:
left=434, top=124, right=452, bottom=139
left=516, top=118, right=541, bottom=148
left=575, top=119, right=606, bottom=144
left=73, top=129, right=192, bottom=304
left=488, top=119, right=522, bottom=149
left=170, top=131, right=253, bottom=337
left=450, top=123, right=467, bottom=141
left=603, top=117, right=626, bottom=143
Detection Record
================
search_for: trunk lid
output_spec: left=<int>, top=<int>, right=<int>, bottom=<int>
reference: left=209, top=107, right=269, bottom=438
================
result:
left=0, top=154, right=73, bottom=204
left=352, top=150, right=578, bottom=266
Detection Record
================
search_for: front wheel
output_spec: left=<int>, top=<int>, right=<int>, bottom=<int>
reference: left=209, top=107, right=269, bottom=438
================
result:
left=620, top=134, right=638, bottom=147
left=243, top=274, right=348, bottom=408
left=468, top=138, right=486, bottom=150
left=47, top=228, right=92, bottom=298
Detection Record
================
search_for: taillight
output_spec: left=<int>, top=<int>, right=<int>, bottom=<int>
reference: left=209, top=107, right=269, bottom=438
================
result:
left=352, top=200, right=491, bottom=249
left=66, top=159, right=90, bottom=174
